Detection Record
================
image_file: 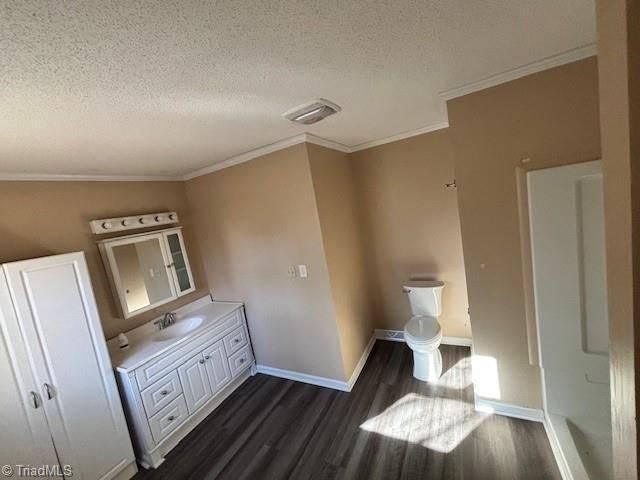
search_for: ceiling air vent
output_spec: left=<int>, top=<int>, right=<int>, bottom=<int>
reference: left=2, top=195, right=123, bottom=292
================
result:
left=283, top=99, right=341, bottom=125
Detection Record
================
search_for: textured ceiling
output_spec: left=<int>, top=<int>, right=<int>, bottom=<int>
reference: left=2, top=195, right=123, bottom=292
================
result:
left=1, top=1, right=596, bottom=177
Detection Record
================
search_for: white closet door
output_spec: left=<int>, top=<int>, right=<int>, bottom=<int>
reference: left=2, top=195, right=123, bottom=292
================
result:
left=3, top=252, right=134, bottom=480
left=0, top=271, right=60, bottom=471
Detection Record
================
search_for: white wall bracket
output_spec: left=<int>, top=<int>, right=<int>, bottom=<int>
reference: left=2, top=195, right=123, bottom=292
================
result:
left=90, top=211, right=178, bottom=234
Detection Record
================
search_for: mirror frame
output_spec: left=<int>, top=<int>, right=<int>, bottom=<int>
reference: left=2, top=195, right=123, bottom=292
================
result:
left=98, top=227, right=195, bottom=319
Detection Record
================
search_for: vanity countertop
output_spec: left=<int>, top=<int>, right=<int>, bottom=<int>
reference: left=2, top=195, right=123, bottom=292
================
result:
left=107, top=296, right=244, bottom=373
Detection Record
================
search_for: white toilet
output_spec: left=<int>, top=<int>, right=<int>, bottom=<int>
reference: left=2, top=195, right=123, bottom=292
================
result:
left=403, top=281, right=445, bottom=382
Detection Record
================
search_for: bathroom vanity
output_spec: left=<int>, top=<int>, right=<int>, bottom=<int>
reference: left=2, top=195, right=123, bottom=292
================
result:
left=108, top=296, right=255, bottom=469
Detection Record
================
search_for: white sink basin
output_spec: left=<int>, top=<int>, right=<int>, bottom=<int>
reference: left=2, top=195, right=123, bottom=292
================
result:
left=153, top=316, right=204, bottom=342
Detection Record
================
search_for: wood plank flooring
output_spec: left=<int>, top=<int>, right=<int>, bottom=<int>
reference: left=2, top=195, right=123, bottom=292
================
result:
left=134, top=341, right=561, bottom=479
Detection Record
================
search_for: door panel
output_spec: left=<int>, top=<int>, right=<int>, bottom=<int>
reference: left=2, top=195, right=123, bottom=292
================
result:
left=203, top=340, right=232, bottom=394
left=163, top=230, right=195, bottom=296
left=177, top=355, right=212, bottom=414
left=0, top=271, right=60, bottom=471
left=528, top=161, right=612, bottom=479
left=3, top=253, right=134, bottom=479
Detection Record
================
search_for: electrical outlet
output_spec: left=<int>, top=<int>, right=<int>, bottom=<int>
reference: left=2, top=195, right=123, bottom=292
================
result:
left=298, top=264, right=308, bottom=278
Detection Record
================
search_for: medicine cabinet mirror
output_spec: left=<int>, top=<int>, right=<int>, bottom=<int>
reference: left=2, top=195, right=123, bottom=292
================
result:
left=99, top=227, right=195, bottom=318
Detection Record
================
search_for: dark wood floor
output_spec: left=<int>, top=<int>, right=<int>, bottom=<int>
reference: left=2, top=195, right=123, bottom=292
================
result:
left=134, top=341, right=560, bottom=480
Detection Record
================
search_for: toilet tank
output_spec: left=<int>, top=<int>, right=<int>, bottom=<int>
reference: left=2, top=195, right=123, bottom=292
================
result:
left=403, top=281, right=444, bottom=317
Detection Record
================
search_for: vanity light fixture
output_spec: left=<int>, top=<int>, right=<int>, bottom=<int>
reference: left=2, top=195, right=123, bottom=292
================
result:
left=90, top=211, right=178, bottom=234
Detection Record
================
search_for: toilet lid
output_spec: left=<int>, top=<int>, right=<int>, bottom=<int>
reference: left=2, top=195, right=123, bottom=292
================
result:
left=404, top=316, right=441, bottom=343
left=403, top=280, right=444, bottom=289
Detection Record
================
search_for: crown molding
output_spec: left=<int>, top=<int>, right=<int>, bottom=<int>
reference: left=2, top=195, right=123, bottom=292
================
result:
left=440, top=43, right=597, bottom=101
left=349, top=121, right=450, bottom=152
left=183, top=121, right=450, bottom=180
left=0, top=172, right=182, bottom=182
left=183, top=133, right=350, bottom=180
left=304, top=133, right=351, bottom=153
left=183, top=133, right=308, bottom=180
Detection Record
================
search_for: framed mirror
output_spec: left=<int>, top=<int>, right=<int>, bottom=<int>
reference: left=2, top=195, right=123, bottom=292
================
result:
left=99, top=227, right=195, bottom=318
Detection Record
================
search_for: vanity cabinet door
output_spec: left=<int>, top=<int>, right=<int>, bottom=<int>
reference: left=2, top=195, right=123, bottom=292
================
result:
left=177, top=354, right=212, bottom=414
left=163, top=230, right=195, bottom=297
left=203, top=340, right=232, bottom=394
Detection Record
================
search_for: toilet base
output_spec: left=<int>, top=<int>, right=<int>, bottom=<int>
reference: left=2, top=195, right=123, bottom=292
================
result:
left=411, top=347, right=442, bottom=382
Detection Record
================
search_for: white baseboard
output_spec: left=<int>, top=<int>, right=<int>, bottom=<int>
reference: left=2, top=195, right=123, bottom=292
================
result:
left=347, top=333, right=377, bottom=390
left=375, top=328, right=406, bottom=342
left=375, top=328, right=472, bottom=347
left=442, top=336, right=473, bottom=347
left=255, top=364, right=349, bottom=392
left=256, top=327, right=472, bottom=393
left=475, top=396, right=545, bottom=422
left=257, top=332, right=378, bottom=393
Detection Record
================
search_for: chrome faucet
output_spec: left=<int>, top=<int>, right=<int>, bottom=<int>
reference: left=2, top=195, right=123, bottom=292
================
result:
left=154, top=312, right=177, bottom=330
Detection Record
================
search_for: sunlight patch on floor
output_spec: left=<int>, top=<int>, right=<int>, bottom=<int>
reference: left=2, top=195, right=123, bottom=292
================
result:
left=360, top=393, right=489, bottom=453
left=436, top=356, right=473, bottom=389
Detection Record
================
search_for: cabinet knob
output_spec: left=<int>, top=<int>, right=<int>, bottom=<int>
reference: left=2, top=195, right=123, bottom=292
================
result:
left=239, top=358, right=245, bottom=364
left=234, top=338, right=240, bottom=344
left=102, top=221, right=113, bottom=230
left=199, top=359, right=205, bottom=364
left=204, top=355, right=210, bottom=360
left=168, top=415, right=175, bottom=422
left=160, top=390, right=168, bottom=396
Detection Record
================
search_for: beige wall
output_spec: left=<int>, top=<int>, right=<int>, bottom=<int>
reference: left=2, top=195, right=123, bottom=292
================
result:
left=351, top=130, right=470, bottom=338
left=0, top=181, right=209, bottom=339
left=184, top=144, right=347, bottom=380
left=596, top=0, right=639, bottom=476
left=447, top=57, right=601, bottom=408
left=0, top=57, right=612, bottom=410
left=307, top=143, right=374, bottom=378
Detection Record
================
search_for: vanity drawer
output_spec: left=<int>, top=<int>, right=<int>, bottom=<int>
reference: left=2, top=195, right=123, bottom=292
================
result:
left=141, top=370, right=183, bottom=418
left=228, top=345, right=253, bottom=377
left=223, top=326, right=248, bottom=356
left=148, top=395, right=189, bottom=444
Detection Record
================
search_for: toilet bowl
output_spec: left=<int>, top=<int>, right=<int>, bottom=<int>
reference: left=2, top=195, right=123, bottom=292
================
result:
left=403, top=281, right=445, bottom=382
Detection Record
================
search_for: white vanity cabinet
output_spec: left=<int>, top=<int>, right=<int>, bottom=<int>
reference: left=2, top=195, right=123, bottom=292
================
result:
left=109, top=298, right=255, bottom=469
left=0, top=252, right=136, bottom=480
